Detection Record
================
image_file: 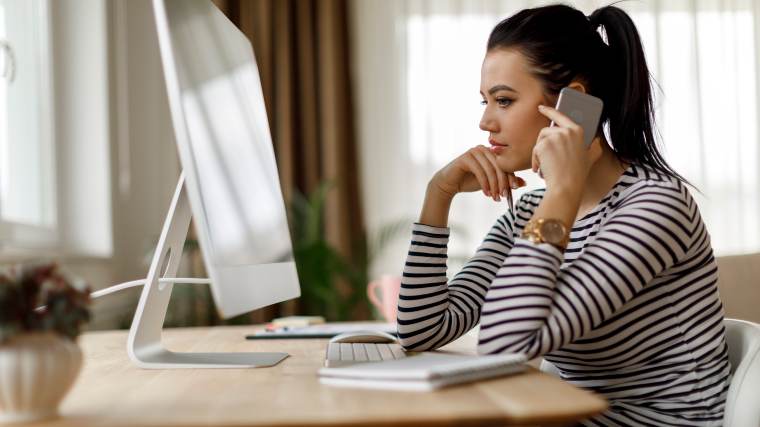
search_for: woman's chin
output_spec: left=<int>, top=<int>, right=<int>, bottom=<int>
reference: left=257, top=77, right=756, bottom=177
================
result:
left=497, top=159, right=531, bottom=173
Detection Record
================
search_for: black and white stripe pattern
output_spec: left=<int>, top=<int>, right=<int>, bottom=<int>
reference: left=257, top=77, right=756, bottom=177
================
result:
left=397, top=163, right=731, bottom=426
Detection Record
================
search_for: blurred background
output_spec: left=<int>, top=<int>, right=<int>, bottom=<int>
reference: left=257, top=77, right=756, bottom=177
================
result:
left=0, top=0, right=758, bottom=330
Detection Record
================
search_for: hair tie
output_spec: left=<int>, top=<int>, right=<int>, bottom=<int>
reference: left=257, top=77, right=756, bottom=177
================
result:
left=588, top=6, right=605, bottom=26
left=587, top=10, right=609, bottom=47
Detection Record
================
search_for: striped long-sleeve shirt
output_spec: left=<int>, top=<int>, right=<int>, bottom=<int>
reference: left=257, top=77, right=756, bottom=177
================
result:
left=397, top=163, right=731, bottom=426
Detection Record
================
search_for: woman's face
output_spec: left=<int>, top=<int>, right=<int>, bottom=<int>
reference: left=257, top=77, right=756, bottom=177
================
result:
left=479, top=48, right=553, bottom=173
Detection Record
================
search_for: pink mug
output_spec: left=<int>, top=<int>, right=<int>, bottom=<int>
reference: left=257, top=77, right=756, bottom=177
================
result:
left=367, top=275, right=401, bottom=323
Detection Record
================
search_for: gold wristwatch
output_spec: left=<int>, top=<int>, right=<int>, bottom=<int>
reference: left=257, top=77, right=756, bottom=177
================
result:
left=521, top=218, right=570, bottom=250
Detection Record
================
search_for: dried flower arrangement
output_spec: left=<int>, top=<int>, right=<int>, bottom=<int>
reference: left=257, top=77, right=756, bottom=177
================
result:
left=0, top=263, right=91, bottom=344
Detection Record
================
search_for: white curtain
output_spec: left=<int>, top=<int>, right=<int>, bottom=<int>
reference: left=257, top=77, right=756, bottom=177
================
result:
left=351, top=0, right=760, bottom=279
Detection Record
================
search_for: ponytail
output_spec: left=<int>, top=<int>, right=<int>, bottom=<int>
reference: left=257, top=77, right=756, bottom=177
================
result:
left=588, top=6, right=691, bottom=185
left=487, top=3, right=691, bottom=187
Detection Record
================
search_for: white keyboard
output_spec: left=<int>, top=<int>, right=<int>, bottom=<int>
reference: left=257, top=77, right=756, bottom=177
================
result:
left=324, top=342, right=409, bottom=367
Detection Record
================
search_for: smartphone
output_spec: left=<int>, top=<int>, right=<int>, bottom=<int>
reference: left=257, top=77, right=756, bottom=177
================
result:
left=551, top=87, right=604, bottom=147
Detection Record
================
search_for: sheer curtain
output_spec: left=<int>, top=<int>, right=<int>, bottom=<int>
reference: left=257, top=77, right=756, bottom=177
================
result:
left=351, top=0, right=760, bottom=279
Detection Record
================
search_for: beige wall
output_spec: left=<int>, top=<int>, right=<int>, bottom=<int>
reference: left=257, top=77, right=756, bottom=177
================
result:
left=717, top=253, right=760, bottom=324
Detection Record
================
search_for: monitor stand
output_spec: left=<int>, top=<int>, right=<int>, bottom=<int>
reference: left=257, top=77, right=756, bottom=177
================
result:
left=126, top=173, right=289, bottom=369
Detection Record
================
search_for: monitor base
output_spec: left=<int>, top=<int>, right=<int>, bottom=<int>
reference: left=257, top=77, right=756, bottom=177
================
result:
left=129, top=349, right=289, bottom=369
left=126, top=174, right=286, bottom=369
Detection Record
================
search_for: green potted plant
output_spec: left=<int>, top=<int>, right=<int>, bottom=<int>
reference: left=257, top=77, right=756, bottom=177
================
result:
left=0, top=263, right=91, bottom=423
left=289, top=182, right=467, bottom=321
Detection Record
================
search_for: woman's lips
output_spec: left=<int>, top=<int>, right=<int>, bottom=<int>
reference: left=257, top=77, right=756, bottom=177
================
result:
left=488, top=139, right=507, bottom=147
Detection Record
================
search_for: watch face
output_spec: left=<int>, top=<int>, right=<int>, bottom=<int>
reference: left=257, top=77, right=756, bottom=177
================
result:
left=540, top=220, right=566, bottom=244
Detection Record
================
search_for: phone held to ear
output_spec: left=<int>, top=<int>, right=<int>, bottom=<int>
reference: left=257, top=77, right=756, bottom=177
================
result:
left=551, top=87, right=604, bottom=147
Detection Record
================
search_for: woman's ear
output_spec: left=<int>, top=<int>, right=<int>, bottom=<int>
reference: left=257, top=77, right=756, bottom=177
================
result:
left=567, top=81, right=588, bottom=93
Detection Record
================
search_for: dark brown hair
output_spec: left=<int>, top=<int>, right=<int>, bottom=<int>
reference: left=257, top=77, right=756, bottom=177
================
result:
left=488, top=3, right=689, bottom=185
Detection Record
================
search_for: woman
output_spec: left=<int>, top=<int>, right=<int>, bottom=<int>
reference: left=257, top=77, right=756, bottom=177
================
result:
left=396, top=4, right=731, bottom=426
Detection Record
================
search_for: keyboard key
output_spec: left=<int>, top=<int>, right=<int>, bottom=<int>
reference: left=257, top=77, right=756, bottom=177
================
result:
left=376, top=343, right=394, bottom=360
left=327, top=342, right=341, bottom=362
left=339, top=343, right=353, bottom=360
left=364, top=343, right=382, bottom=361
left=352, top=343, right=368, bottom=361
left=389, top=344, right=406, bottom=359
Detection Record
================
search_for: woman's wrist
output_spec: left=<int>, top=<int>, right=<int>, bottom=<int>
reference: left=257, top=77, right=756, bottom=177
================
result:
left=428, top=176, right=457, bottom=200
left=545, top=184, right=583, bottom=202
left=419, top=181, right=454, bottom=228
left=531, top=186, right=582, bottom=232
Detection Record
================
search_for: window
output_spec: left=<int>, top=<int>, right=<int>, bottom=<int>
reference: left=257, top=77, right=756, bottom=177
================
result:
left=0, top=0, right=56, bottom=251
left=0, top=0, right=113, bottom=258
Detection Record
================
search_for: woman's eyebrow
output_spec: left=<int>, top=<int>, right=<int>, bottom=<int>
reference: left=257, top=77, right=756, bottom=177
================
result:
left=480, top=84, right=519, bottom=96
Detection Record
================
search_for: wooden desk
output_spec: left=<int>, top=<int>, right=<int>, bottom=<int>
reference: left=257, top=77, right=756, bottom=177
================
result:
left=33, top=325, right=606, bottom=426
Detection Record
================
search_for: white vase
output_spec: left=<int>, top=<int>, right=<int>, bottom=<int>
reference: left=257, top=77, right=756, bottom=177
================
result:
left=0, top=332, right=82, bottom=424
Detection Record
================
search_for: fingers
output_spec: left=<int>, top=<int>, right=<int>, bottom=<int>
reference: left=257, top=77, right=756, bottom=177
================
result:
left=461, top=146, right=526, bottom=202
left=532, top=147, right=545, bottom=179
left=537, top=104, right=580, bottom=130
left=537, top=107, right=584, bottom=149
left=470, top=148, right=502, bottom=201
left=480, top=149, right=508, bottom=199
left=503, top=175, right=526, bottom=208
left=480, top=149, right=525, bottom=197
left=508, top=174, right=526, bottom=189
left=461, top=152, right=492, bottom=198
left=537, top=126, right=570, bottom=144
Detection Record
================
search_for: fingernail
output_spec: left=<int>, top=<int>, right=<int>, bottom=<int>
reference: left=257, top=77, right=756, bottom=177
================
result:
left=511, top=182, right=518, bottom=189
left=538, top=105, right=544, bottom=110
left=484, top=189, right=490, bottom=196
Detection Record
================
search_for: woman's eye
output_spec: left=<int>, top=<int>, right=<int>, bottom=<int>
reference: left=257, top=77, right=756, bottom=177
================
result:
left=480, top=98, right=513, bottom=107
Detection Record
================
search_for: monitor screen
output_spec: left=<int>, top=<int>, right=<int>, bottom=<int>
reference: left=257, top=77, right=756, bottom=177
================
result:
left=154, top=0, right=300, bottom=317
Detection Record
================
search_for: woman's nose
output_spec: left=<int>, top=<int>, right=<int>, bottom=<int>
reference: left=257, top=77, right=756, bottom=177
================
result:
left=479, top=111, right=498, bottom=132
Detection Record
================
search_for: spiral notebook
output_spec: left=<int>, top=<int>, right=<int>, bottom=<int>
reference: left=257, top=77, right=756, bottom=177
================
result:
left=246, top=322, right=396, bottom=339
left=318, top=352, right=527, bottom=391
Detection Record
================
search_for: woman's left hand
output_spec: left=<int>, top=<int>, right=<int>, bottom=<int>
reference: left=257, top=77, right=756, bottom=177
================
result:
left=532, top=104, right=603, bottom=195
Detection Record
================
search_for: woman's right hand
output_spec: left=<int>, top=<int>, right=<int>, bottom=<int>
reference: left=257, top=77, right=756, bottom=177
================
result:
left=430, top=145, right=526, bottom=202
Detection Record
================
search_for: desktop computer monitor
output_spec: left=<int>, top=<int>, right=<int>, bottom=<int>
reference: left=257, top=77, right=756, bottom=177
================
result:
left=126, top=0, right=300, bottom=369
